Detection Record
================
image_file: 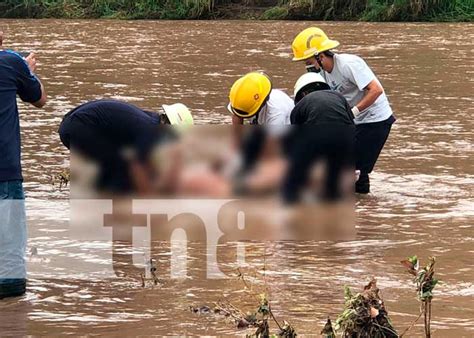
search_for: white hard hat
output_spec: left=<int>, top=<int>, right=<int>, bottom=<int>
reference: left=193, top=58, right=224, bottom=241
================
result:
left=162, top=103, right=194, bottom=125
left=226, top=103, right=233, bottom=115
left=294, top=72, right=329, bottom=99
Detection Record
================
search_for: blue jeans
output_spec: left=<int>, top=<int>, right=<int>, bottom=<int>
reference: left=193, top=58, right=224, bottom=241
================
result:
left=0, top=180, right=27, bottom=282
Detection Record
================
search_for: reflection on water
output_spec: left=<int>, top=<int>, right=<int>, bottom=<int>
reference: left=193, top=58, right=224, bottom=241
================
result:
left=0, top=19, right=473, bottom=335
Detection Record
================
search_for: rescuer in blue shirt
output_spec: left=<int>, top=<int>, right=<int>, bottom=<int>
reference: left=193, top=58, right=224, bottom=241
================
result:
left=0, top=30, right=47, bottom=299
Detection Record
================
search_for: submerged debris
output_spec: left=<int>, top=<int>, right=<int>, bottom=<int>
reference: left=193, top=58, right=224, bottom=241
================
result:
left=335, top=278, right=398, bottom=338
left=148, top=258, right=160, bottom=285
left=277, top=320, right=297, bottom=337
left=190, top=305, right=211, bottom=314
left=186, top=255, right=440, bottom=336
left=49, top=168, right=70, bottom=190
left=320, top=318, right=336, bottom=338
left=237, top=318, right=251, bottom=329
left=139, top=258, right=162, bottom=287
left=253, top=318, right=270, bottom=337
left=189, top=274, right=297, bottom=336
left=191, top=298, right=296, bottom=337
left=27, top=246, right=50, bottom=263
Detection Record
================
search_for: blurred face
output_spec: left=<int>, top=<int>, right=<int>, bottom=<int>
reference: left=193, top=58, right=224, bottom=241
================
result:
left=316, top=53, right=334, bottom=73
left=304, top=53, right=334, bottom=73
left=305, top=56, right=319, bottom=72
left=305, top=56, right=318, bottom=67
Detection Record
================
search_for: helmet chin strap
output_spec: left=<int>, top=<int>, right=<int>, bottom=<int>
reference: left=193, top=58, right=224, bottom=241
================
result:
left=317, top=59, right=324, bottom=69
left=306, top=54, right=324, bottom=73
left=317, top=50, right=335, bottom=71
left=315, top=54, right=324, bottom=69
left=252, top=105, right=262, bottom=125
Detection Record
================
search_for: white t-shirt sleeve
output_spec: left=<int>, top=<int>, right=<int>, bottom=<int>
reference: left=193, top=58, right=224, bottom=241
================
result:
left=266, top=110, right=287, bottom=124
left=265, top=90, right=294, bottom=125
left=343, top=56, right=376, bottom=91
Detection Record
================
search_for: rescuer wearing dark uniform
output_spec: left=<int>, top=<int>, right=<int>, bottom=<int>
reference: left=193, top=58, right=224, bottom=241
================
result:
left=58, top=99, right=193, bottom=194
left=283, top=72, right=355, bottom=203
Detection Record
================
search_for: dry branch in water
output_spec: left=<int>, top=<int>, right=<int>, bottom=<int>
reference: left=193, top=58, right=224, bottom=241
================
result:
left=190, top=267, right=297, bottom=336
left=334, top=278, right=398, bottom=338
left=184, top=255, right=439, bottom=336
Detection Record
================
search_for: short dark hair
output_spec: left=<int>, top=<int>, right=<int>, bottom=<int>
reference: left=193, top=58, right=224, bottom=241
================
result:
left=160, top=113, right=171, bottom=124
left=322, top=50, right=335, bottom=58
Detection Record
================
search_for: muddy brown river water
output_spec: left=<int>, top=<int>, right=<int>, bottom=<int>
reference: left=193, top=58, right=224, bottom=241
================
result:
left=0, top=19, right=473, bottom=336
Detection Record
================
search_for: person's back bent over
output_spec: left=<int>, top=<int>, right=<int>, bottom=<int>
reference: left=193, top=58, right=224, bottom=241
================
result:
left=283, top=73, right=355, bottom=203
left=58, top=99, right=191, bottom=195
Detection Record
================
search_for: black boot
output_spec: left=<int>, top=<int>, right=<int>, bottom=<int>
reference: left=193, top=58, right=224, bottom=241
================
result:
left=0, top=279, right=26, bottom=300
left=355, top=173, right=370, bottom=194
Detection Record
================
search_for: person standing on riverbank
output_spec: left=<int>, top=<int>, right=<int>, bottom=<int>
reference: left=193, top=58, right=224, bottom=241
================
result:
left=0, top=30, right=47, bottom=299
left=291, top=27, right=395, bottom=194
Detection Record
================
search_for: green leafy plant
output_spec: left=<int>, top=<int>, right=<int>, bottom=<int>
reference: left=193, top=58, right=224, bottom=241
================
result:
left=260, top=6, right=289, bottom=20
left=400, top=256, right=438, bottom=338
left=0, top=0, right=472, bottom=20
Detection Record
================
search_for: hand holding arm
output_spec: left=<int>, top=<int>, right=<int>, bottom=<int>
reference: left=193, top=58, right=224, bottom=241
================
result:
left=352, top=79, right=383, bottom=115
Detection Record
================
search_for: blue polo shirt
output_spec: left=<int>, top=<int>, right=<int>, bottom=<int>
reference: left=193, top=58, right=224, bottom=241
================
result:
left=0, top=50, right=42, bottom=181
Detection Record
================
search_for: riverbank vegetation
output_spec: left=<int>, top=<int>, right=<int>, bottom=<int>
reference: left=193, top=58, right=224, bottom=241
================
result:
left=0, top=0, right=472, bottom=21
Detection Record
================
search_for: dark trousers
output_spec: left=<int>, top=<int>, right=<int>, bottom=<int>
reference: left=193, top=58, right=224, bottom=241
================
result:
left=355, top=115, right=395, bottom=193
left=239, top=127, right=267, bottom=175
left=282, top=124, right=355, bottom=204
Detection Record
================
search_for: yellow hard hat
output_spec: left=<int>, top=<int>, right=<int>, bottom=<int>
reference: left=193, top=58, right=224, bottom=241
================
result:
left=228, top=72, right=272, bottom=119
left=291, top=27, right=340, bottom=62
left=162, top=103, right=194, bottom=125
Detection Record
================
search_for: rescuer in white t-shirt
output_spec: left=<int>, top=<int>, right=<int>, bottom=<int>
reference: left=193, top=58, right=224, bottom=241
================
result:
left=227, top=72, right=294, bottom=190
left=227, top=71, right=294, bottom=147
left=292, top=27, right=396, bottom=194
left=228, top=71, right=294, bottom=126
